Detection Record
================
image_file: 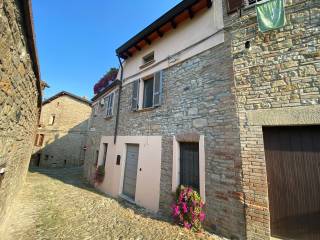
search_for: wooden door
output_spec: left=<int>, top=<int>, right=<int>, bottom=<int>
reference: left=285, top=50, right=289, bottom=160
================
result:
left=180, top=142, right=199, bottom=191
left=263, top=126, right=320, bottom=239
left=123, top=144, right=139, bottom=200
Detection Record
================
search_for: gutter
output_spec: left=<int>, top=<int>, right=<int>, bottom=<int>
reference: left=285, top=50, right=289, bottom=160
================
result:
left=113, top=56, right=123, bottom=144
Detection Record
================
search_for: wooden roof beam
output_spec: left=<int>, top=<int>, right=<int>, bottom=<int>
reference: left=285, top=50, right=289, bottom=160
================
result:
left=135, top=45, right=141, bottom=51
left=188, top=8, right=194, bottom=19
left=157, top=29, right=164, bottom=38
left=144, top=37, right=151, bottom=45
left=171, top=19, right=177, bottom=29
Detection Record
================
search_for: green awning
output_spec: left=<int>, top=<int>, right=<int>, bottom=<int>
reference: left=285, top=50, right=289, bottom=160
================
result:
left=256, top=0, right=286, bottom=32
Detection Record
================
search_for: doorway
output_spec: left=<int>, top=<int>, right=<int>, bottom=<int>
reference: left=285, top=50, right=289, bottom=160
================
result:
left=122, top=144, right=139, bottom=200
left=180, top=142, right=199, bottom=191
left=263, top=126, right=320, bottom=239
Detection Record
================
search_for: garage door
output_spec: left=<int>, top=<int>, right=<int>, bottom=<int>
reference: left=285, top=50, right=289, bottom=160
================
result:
left=263, top=126, right=320, bottom=240
left=122, top=144, right=139, bottom=200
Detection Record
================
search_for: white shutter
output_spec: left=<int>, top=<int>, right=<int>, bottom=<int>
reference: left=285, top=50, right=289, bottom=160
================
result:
left=153, top=71, right=163, bottom=107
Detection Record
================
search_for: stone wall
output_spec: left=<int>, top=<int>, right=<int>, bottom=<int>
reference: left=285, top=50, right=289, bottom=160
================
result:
left=31, top=95, right=91, bottom=168
left=0, top=0, right=40, bottom=229
left=83, top=88, right=119, bottom=183
left=231, top=0, right=320, bottom=239
left=117, top=31, right=245, bottom=239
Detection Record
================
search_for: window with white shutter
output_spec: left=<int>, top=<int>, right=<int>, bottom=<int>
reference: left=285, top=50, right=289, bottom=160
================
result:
left=105, top=92, right=114, bottom=117
left=153, top=71, right=163, bottom=107
left=132, top=80, right=139, bottom=111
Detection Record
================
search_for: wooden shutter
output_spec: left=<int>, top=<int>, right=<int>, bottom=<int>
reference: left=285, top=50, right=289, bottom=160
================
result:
left=153, top=71, right=163, bottom=107
left=132, top=80, right=139, bottom=111
left=226, top=0, right=243, bottom=14
left=106, top=93, right=114, bottom=116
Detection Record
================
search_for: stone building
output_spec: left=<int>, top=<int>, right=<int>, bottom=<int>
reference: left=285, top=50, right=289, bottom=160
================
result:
left=0, top=0, right=42, bottom=230
left=31, top=91, right=91, bottom=168
left=84, top=0, right=320, bottom=239
left=85, top=0, right=245, bottom=238
left=230, top=0, right=320, bottom=239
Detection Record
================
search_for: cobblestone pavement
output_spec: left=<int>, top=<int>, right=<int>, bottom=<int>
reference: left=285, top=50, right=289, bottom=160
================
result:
left=3, top=167, right=222, bottom=240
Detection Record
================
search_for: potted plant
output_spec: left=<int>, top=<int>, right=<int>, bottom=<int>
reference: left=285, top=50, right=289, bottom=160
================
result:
left=171, top=185, right=205, bottom=232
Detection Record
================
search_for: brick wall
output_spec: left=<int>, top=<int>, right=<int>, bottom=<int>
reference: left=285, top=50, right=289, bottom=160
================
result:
left=0, top=0, right=40, bottom=229
left=231, top=0, right=320, bottom=238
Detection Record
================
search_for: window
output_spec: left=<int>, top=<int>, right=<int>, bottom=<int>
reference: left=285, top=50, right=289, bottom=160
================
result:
left=93, top=104, right=98, bottom=116
left=95, top=150, right=99, bottom=166
left=143, top=52, right=154, bottom=65
left=34, top=134, right=44, bottom=147
left=131, top=71, right=163, bottom=111
left=143, top=77, right=154, bottom=108
left=101, top=144, right=108, bottom=167
left=246, top=0, right=262, bottom=5
left=104, top=93, right=114, bottom=117
left=49, top=115, right=55, bottom=125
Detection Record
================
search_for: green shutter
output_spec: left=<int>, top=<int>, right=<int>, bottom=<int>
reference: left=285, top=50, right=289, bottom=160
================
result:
left=256, top=0, right=286, bottom=33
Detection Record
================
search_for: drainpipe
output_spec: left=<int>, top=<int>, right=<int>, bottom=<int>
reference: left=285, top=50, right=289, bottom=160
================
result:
left=114, top=55, right=123, bottom=144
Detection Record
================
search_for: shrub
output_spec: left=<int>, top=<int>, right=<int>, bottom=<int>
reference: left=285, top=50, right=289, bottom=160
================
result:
left=171, top=185, right=205, bottom=232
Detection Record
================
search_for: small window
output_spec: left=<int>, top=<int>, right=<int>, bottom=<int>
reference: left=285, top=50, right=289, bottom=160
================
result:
left=104, top=93, right=114, bottom=117
left=143, top=77, right=154, bottom=108
left=143, top=52, right=154, bottom=65
left=34, top=134, right=44, bottom=147
left=49, top=115, right=55, bottom=125
left=93, top=104, right=98, bottom=116
left=95, top=150, right=99, bottom=166
left=246, top=0, right=262, bottom=6
left=101, top=144, right=108, bottom=167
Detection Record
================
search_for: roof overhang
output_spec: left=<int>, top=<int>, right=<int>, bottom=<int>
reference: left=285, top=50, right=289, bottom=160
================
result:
left=21, top=0, right=42, bottom=107
left=43, top=91, right=92, bottom=106
left=116, top=0, right=212, bottom=59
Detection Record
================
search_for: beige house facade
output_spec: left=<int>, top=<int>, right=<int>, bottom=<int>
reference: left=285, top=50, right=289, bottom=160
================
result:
left=31, top=92, right=91, bottom=168
left=85, top=0, right=320, bottom=239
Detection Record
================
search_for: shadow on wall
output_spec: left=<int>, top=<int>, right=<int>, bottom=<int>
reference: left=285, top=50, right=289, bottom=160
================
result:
left=30, top=119, right=89, bottom=168
left=29, top=167, right=172, bottom=224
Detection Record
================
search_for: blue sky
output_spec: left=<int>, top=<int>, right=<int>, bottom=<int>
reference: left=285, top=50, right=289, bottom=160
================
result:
left=32, top=0, right=181, bottom=99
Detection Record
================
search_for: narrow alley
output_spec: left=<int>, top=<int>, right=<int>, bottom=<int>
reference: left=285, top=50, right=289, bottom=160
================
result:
left=3, top=168, right=219, bottom=240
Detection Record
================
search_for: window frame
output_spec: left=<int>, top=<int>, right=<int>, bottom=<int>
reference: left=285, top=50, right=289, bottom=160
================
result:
left=104, top=92, right=114, bottom=118
left=48, top=115, right=55, bottom=125
left=132, top=70, right=163, bottom=112
left=34, top=134, right=44, bottom=147
left=142, top=77, right=154, bottom=109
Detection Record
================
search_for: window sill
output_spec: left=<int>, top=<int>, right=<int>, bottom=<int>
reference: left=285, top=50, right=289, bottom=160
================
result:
left=139, top=60, right=155, bottom=69
left=104, top=115, right=113, bottom=120
left=134, top=106, right=159, bottom=113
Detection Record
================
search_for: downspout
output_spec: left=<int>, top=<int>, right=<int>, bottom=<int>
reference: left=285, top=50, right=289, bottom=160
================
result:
left=114, top=55, right=123, bottom=144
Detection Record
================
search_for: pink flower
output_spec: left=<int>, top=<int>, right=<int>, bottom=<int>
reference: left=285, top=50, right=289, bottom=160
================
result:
left=183, top=221, right=192, bottom=229
left=181, top=202, right=188, bottom=213
left=172, top=204, right=180, bottom=217
left=199, top=212, right=206, bottom=222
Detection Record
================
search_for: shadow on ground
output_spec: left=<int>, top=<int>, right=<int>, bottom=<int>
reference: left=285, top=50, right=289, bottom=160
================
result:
left=29, top=166, right=173, bottom=224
